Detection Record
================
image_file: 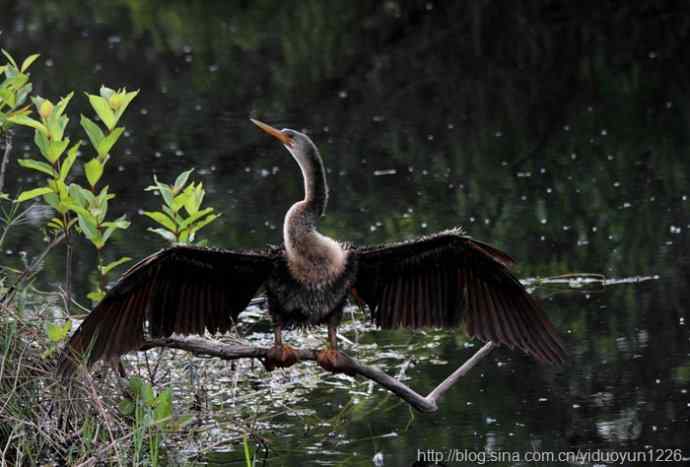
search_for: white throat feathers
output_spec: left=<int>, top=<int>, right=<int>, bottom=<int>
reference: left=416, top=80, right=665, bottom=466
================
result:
left=283, top=202, right=347, bottom=285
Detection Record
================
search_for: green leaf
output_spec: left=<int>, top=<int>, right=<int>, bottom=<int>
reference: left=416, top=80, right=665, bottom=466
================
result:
left=15, top=83, right=32, bottom=107
left=16, top=186, right=53, bottom=203
left=184, top=183, right=205, bottom=215
left=45, top=109, right=68, bottom=141
left=34, top=129, right=50, bottom=158
left=17, top=158, right=56, bottom=177
left=80, top=114, right=104, bottom=149
left=141, top=382, right=155, bottom=405
left=0, top=90, right=13, bottom=109
left=173, top=169, right=194, bottom=194
left=84, top=158, right=103, bottom=188
left=128, top=376, right=144, bottom=397
left=76, top=211, right=100, bottom=242
left=102, top=215, right=130, bottom=244
left=96, top=185, right=115, bottom=201
left=147, top=227, right=177, bottom=243
left=59, top=142, right=82, bottom=181
left=145, top=175, right=175, bottom=207
left=143, top=211, right=176, bottom=231
left=87, top=289, right=106, bottom=305
left=179, top=207, right=214, bottom=230
left=68, top=183, right=88, bottom=207
left=171, top=189, right=192, bottom=213
left=112, top=89, right=139, bottom=124
left=98, top=256, right=131, bottom=276
left=20, top=54, right=40, bottom=73
left=66, top=202, right=92, bottom=220
left=102, top=215, right=129, bottom=230
left=54, top=92, right=74, bottom=118
left=47, top=217, right=64, bottom=230
left=46, top=321, right=71, bottom=343
left=7, top=114, right=47, bottom=134
left=52, top=178, right=68, bottom=201
left=97, top=127, right=124, bottom=157
left=1, top=49, right=18, bottom=69
left=161, top=205, right=183, bottom=226
left=118, top=399, right=135, bottom=417
left=86, top=93, right=116, bottom=130
left=43, top=192, right=60, bottom=210
left=189, top=213, right=220, bottom=234
left=46, top=138, right=70, bottom=164
left=154, top=388, right=173, bottom=422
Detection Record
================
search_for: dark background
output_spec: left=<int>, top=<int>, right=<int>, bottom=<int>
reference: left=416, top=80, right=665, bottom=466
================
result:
left=1, top=1, right=689, bottom=465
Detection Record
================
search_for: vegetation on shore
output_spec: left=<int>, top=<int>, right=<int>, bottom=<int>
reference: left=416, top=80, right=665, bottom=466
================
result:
left=0, top=48, right=229, bottom=466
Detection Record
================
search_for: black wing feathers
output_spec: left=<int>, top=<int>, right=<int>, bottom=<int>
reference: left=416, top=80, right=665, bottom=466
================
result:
left=58, top=246, right=274, bottom=375
left=354, top=228, right=566, bottom=364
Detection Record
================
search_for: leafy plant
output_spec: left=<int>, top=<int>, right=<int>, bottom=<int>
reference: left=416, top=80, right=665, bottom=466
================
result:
left=119, top=376, right=190, bottom=467
left=11, top=83, right=138, bottom=305
left=0, top=49, right=39, bottom=133
left=144, top=169, right=220, bottom=244
left=9, top=89, right=81, bottom=310
left=0, top=50, right=39, bottom=201
left=42, top=320, right=72, bottom=358
left=69, top=86, right=138, bottom=303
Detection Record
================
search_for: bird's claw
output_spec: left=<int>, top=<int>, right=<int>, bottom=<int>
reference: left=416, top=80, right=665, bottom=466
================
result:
left=263, top=344, right=299, bottom=371
left=316, top=348, right=355, bottom=376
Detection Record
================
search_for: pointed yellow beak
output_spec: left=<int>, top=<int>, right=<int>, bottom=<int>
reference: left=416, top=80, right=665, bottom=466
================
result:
left=251, top=118, right=293, bottom=147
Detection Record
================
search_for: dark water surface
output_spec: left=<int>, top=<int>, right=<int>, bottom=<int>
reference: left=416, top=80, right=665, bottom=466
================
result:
left=2, top=2, right=690, bottom=465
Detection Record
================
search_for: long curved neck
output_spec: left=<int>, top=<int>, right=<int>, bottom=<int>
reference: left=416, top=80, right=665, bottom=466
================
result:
left=283, top=143, right=346, bottom=280
left=284, top=144, right=328, bottom=252
left=296, top=146, right=328, bottom=220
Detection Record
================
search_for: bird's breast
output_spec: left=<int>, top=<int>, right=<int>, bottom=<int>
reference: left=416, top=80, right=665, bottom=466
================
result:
left=266, top=243, right=357, bottom=326
left=285, top=231, right=348, bottom=287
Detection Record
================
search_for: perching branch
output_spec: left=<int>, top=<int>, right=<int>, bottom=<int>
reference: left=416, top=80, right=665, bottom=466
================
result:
left=144, top=336, right=495, bottom=412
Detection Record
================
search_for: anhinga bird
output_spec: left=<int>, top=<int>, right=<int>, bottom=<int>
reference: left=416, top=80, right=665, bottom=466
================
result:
left=58, top=120, right=565, bottom=376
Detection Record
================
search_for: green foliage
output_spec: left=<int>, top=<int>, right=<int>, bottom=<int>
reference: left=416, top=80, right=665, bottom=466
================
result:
left=86, top=86, right=139, bottom=132
left=1, top=47, right=206, bottom=466
left=46, top=320, right=72, bottom=342
left=119, top=376, right=190, bottom=466
left=144, top=169, right=220, bottom=244
left=0, top=50, right=38, bottom=133
left=42, top=320, right=72, bottom=358
left=8, top=61, right=139, bottom=304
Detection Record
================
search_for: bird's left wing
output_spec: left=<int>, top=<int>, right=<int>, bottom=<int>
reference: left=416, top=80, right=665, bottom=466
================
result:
left=352, top=228, right=565, bottom=364
left=58, top=245, right=276, bottom=375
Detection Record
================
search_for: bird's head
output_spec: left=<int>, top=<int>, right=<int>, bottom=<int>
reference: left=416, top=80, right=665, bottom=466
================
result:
left=250, top=119, right=319, bottom=169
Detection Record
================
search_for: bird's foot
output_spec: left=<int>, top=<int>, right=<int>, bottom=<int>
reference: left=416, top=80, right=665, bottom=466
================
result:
left=316, top=348, right=355, bottom=376
left=263, top=344, right=299, bottom=371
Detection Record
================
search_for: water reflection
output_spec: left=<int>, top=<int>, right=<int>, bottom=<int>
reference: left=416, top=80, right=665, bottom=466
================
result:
left=2, top=1, right=690, bottom=465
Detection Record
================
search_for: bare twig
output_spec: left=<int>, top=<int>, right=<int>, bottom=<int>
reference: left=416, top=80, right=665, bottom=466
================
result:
left=0, top=130, right=12, bottom=195
left=144, top=336, right=495, bottom=412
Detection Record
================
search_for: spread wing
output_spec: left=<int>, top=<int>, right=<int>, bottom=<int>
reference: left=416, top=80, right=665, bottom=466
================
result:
left=58, top=245, right=276, bottom=375
left=353, top=228, right=565, bottom=364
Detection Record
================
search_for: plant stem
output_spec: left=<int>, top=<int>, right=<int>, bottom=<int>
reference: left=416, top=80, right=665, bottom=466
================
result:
left=63, top=216, right=72, bottom=315
left=0, top=130, right=13, bottom=195
left=96, top=248, right=106, bottom=291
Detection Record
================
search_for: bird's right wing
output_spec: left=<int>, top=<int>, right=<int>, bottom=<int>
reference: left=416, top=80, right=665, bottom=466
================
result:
left=58, top=245, right=276, bottom=375
left=352, top=228, right=565, bottom=364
